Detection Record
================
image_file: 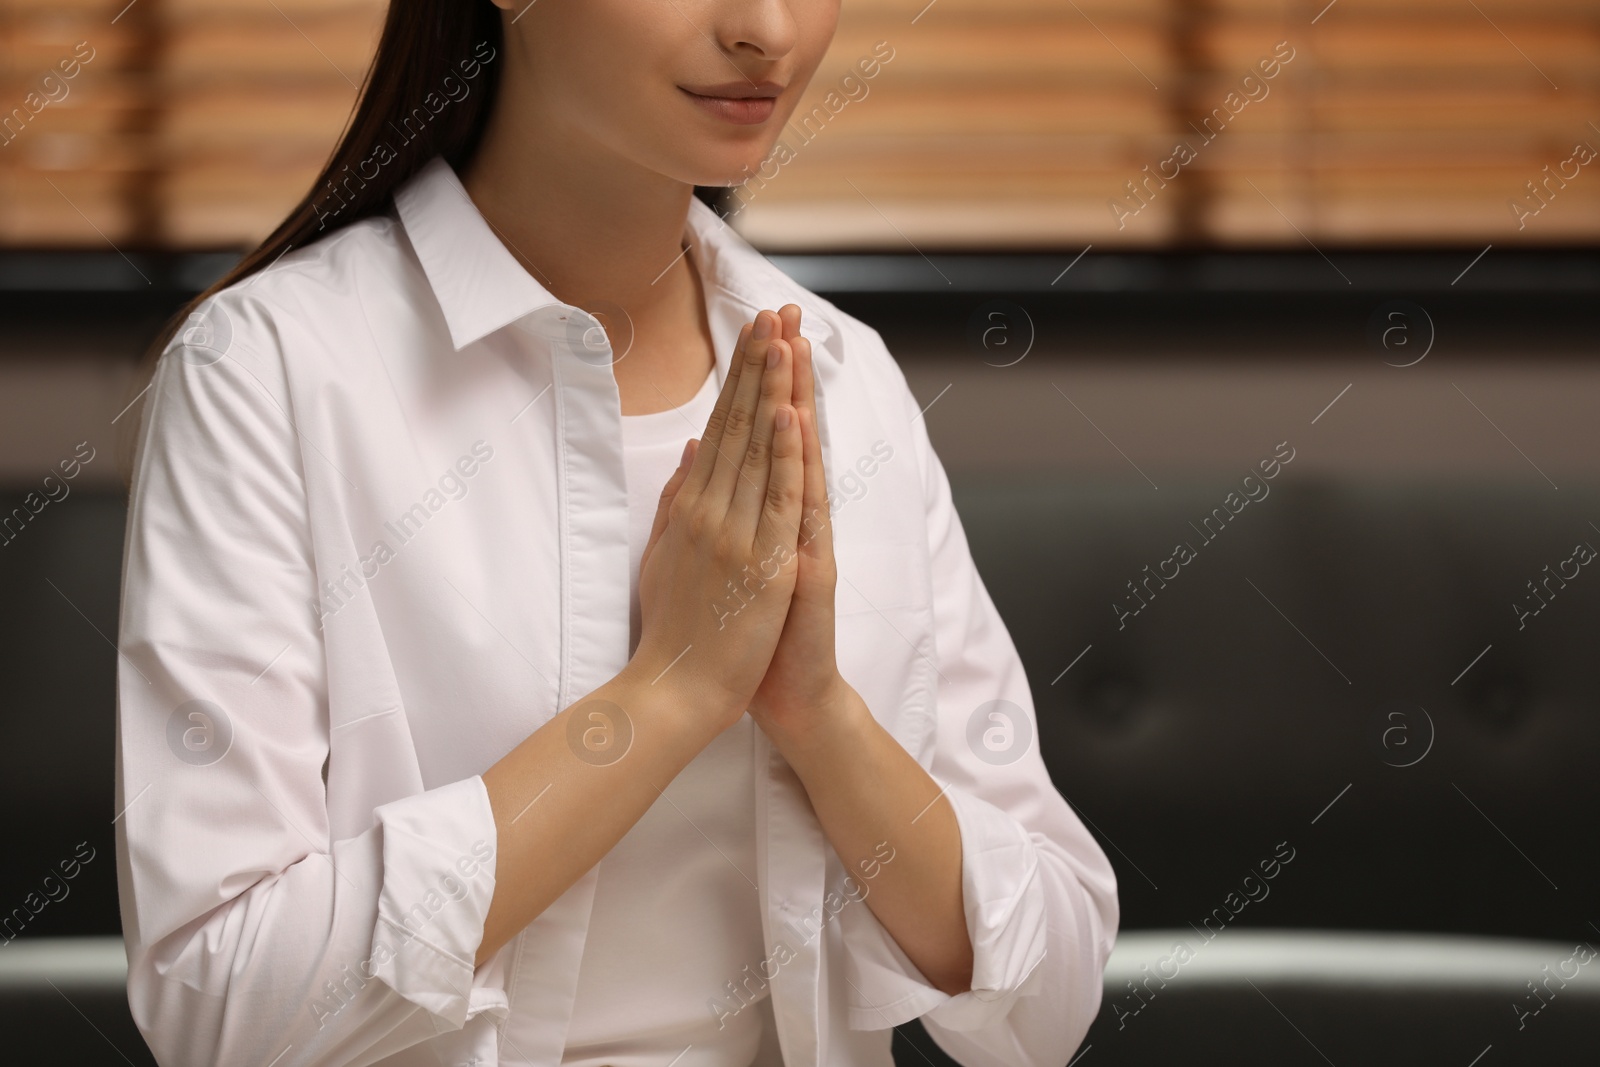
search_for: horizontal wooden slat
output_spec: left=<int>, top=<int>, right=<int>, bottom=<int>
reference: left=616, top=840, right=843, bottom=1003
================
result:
left=2, top=0, right=1597, bottom=248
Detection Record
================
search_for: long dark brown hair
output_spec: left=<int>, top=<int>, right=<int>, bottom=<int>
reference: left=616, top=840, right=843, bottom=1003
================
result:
left=116, top=0, right=505, bottom=490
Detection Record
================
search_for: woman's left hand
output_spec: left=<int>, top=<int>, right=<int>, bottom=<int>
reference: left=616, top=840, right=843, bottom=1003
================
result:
left=676, top=305, right=847, bottom=745
left=744, top=305, right=848, bottom=745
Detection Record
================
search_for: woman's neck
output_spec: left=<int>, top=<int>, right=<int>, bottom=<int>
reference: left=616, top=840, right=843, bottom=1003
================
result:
left=460, top=85, right=703, bottom=335
left=459, top=79, right=718, bottom=414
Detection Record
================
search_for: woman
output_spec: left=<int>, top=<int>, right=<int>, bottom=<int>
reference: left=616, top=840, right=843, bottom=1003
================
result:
left=113, top=1, right=1117, bottom=1065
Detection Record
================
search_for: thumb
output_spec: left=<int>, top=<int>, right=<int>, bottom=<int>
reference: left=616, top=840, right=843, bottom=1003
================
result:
left=643, top=436, right=698, bottom=567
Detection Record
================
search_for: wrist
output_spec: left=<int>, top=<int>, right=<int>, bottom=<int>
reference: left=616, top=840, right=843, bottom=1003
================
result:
left=762, top=672, right=870, bottom=762
left=616, top=653, right=747, bottom=740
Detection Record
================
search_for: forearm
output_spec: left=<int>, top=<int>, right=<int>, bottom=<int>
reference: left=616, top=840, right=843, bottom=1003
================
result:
left=476, top=664, right=734, bottom=967
left=768, top=679, right=974, bottom=996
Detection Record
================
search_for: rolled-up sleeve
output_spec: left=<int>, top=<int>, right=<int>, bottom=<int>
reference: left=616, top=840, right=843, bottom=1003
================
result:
left=369, top=779, right=506, bottom=1030
left=842, top=782, right=1049, bottom=1033
left=839, top=328, right=1119, bottom=1066
left=113, top=292, right=505, bottom=1066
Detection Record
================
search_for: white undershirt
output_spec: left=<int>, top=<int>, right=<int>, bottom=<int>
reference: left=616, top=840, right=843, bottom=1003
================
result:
left=560, top=363, right=769, bottom=1067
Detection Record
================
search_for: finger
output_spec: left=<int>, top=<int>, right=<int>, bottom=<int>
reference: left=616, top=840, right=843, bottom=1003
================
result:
left=785, top=321, right=822, bottom=540
left=705, top=310, right=779, bottom=510
left=727, top=334, right=792, bottom=544
left=777, top=303, right=802, bottom=342
left=643, top=436, right=698, bottom=568
left=796, top=395, right=832, bottom=563
left=754, top=399, right=804, bottom=573
left=789, top=330, right=815, bottom=434
left=682, top=320, right=751, bottom=497
left=774, top=304, right=813, bottom=430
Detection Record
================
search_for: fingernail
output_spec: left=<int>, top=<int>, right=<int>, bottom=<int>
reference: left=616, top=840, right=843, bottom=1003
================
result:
left=752, top=313, right=772, bottom=341
left=766, top=341, right=781, bottom=368
left=678, top=438, right=694, bottom=469
left=775, top=405, right=792, bottom=431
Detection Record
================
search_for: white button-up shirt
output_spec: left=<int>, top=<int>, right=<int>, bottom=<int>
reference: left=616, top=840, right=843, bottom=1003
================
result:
left=113, top=155, right=1117, bottom=1067
left=560, top=369, right=768, bottom=1067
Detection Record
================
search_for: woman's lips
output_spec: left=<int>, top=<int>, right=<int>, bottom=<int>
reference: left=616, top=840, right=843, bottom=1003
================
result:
left=679, top=88, right=776, bottom=125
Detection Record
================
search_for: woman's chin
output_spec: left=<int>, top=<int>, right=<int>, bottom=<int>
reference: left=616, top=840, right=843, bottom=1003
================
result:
left=657, top=130, right=787, bottom=190
left=680, top=149, right=784, bottom=191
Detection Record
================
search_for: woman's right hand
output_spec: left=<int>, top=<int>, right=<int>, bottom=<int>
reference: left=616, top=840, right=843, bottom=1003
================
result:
left=627, top=307, right=805, bottom=732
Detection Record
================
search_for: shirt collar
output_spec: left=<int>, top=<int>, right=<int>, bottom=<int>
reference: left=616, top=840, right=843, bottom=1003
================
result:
left=392, top=155, right=840, bottom=361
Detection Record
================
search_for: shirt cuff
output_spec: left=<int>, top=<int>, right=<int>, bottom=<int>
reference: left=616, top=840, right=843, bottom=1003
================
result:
left=841, top=782, right=1048, bottom=1033
left=368, top=775, right=506, bottom=1031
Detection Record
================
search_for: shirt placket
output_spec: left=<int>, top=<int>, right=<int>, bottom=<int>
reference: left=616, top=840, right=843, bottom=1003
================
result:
left=497, top=309, right=632, bottom=1066
left=749, top=322, right=849, bottom=1067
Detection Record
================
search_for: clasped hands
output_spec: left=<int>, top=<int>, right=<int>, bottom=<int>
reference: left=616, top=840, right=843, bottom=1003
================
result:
left=631, top=304, right=855, bottom=751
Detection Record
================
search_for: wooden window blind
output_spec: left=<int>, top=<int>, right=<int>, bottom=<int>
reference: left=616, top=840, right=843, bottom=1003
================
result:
left=2, top=0, right=1595, bottom=251
left=0, top=0, right=385, bottom=247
